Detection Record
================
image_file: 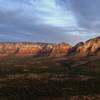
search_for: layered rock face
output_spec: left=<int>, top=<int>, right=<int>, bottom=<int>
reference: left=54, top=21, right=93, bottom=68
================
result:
left=0, top=36, right=99, bottom=57
left=37, top=43, right=71, bottom=57
left=0, top=42, right=71, bottom=57
left=70, top=37, right=100, bottom=57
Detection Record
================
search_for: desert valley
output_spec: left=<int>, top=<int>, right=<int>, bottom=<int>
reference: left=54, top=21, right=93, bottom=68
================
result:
left=0, top=36, right=99, bottom=100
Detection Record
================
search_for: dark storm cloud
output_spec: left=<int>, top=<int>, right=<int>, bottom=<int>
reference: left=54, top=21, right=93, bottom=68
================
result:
left=0, top=7, right=71, bottom=43
left=0, top=0, right=99, bottom=44
left=70, top=0, right=100, bottom=33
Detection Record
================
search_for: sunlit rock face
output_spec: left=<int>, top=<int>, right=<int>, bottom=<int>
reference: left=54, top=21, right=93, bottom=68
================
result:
left=0, top=37, right=99, bottom=57
left=50, top=43, right=71, bottom=57
left=70, top=37, right=100, bottom=57
left=0, top=43, right=43, bottom=56
left=37, top=43, right=71, bottom=57
left=0, top=42, right=71, bottom=57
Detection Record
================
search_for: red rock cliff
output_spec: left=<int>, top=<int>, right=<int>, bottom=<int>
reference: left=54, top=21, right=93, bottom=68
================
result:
left=0, top=42, right=71, bottom=57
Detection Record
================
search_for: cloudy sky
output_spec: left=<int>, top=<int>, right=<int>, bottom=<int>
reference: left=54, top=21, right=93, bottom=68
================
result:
left=0, top=0, right=99, bottom=44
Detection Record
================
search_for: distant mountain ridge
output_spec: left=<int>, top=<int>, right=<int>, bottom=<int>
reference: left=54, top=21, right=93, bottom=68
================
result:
left=0, top=42, right=71, bottom=57
left=0, top=36, right=99, bottom=57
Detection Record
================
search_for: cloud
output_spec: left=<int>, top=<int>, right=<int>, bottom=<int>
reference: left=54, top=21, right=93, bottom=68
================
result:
left=70, top=0, right=100, bottom=33
left=0, top=0, right=99, bottom=44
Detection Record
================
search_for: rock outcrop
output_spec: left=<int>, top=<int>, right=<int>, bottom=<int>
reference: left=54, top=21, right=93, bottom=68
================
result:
left=69, top=37, right=100, bottom=57
left=0, top=42, right=71, bottom=57
left=37, top=42, right=71, bottom=57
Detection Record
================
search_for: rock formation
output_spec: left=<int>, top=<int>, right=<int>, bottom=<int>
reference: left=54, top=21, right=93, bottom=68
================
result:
left=0, top=36, right=99, bottom=57
left=0, top=42, right=71, bottom=57
left=36, top=42, right=71, bottom=57
left=69, top=36, right=100, bottom=57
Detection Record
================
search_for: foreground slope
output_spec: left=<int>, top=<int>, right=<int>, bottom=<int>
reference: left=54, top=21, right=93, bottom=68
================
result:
left=0, top=55, right=100, bottom=100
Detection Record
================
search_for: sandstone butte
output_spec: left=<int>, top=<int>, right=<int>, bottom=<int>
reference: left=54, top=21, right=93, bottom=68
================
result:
left=70, top=36, right=100, bottom=57
left=0, top=36, right=99, bottom=57
left=0, top=42, right=71, bottom=57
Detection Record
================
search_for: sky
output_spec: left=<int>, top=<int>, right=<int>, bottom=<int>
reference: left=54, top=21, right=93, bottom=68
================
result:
left=0, top=0, right=99, bottom=44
